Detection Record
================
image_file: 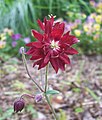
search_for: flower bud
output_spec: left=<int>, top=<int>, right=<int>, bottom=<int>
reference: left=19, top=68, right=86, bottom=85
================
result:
left=14, top=98, right=25, bottom=112
left=35, top=94, right=42, bottom=102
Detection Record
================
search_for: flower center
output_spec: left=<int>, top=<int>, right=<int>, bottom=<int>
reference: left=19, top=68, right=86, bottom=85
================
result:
left=50, top=40, right=59, bottom=50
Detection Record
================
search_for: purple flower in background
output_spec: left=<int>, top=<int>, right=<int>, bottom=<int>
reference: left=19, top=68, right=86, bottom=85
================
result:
left=75, top=19, right=81, bottom=24
left=12, top=34, right=21, bottom=40
left=23, top=37, right=30, bottom=44
left=87, top=16, right=95, bottom=23
left=64, top=22, right=73, bottom=32
left=12, top=41, right=17, bottom=47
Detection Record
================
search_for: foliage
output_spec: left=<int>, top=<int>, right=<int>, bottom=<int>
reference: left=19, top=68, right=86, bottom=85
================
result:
left=26, top=105, right=38, bottom=118
left=0, top=0, right=102, bottom=58
left=0, top=108, right=14, bottom=120
left=46, top=90, right=60, bottom=95
left=0, top=0, right=67, bottom=35
left=0, top=0, right=96, bottom=35
left=74, top=107, right=84, bottom=113
left=0, top=28, right=30, bottom=60
left=63, top=0, right=102, bottom=54
left=59, top=109, right=67, bottom=120
left=0, top=105, right=38, bottom=120
left=86, top=87, right=100, bottom=102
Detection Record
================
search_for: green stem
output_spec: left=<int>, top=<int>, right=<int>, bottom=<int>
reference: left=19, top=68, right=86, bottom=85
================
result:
left=44, top=65, right=58, bottom=120
left=21, top=47, right=44, bottom=92
left=45, top=65, right=48, bottom=92
left=45, top=94, right=58, bottom=120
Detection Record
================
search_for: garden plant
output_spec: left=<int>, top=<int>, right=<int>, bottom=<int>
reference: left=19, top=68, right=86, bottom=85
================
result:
left=14, top=15, right=79, bottom=120
left=0, top=0, right=102, bottom=120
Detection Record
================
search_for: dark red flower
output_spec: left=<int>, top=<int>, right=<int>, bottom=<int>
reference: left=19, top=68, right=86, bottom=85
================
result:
left=26, top=16, right=79, bottom=73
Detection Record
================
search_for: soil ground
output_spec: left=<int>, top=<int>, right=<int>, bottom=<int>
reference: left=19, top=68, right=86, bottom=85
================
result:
left=0, top=55, right=102, bottom=120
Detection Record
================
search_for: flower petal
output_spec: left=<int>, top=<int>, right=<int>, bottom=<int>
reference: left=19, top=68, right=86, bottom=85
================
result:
left=65, top=47, right=78, bottom=55
left=60, top=31, right=79, bottom=45
left=37, top=19, right=45, bottom=31
left=30, top=55, right=43, bottom=60
left=32, top=42, right=43, bottom=48
left=38, top=59, right=49, bottom=69
left=44, top=52, right=51, bottom=64
left=26, top=42, right=34, bottom=47
left=51, top=29, right=63, bottom=40
left=31, top=30, right=43, bottom=41
left=50, top=58, right=58, bottom=73
left=57, top=58, right=65, bottom=71
left=33, top=59, right=43, bottom=67
left=60, top=54, right=70, bottom=64
left=45, top=21, right=52, bottom=35
left=31, top=49, right=44, bottom=56
left=26, top=42, right=43, bottom=48
left=26, top=47, right=35, bottom=55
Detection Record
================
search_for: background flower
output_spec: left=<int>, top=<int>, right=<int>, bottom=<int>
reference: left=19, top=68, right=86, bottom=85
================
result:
left=11, top=34, right=21, bottom=40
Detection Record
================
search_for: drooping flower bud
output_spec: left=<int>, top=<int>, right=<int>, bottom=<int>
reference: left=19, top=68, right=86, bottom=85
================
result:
left=14, top=98, right=25, bottom=112
left=35, top=94, right=42, bottom=102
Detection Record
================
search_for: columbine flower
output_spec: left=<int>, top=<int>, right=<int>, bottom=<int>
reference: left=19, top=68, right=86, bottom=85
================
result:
left=26, top=16, right=79, bottom=73
left=14, top=98, right=25, bottom=112
left=11, top=34, right=21, bottom=40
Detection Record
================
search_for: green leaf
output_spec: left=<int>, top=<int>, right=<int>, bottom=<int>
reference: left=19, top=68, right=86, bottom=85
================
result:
left=59, top=109, right=67, bottom=120
left=72, top=88, right=81, bottom=93
left=86, top=87, right=100, bottom=102
left=0, top=107, right=3, bottom=115
left=12, top=80, right=26, bottom=90
left=75, top=107, right=84, bottom=113
left=0, top=108, right=14, bottom=120
left=46, top=90, right=60, bottom=95
left=26, top=105, right=38, bottom=118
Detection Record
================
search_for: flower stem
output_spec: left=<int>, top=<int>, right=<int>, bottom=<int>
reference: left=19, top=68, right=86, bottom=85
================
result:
left=20, top=94, right=35, bottom=99
left=44, top=65, right=58, bottom=120
left=44, top=94, right=58, bottom=120
left=21, top=47, right=44, bottom=92
left=45, top=65, right=48, bottom=92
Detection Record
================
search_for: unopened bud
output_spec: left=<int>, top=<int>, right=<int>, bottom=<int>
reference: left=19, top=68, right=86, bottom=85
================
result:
left=35, top=94, right=42, bottom=102
left=20, top=47, right=25, bottom=54
left=14, top=98, right=25, bottom=112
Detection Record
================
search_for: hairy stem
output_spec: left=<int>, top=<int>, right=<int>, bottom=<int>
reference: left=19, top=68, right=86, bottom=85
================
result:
left=21, top=47, right=44, bottom=92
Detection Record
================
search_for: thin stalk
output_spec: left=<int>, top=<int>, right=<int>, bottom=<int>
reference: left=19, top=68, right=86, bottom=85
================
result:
left=45, top=94, right=58, bottom=120
left=44, top=65, right=58, bottom=120
left=45, top=65, right=48, bottom=92
left=21, top=47, right=44, bottom=92
left=20, top=94, right=35, bottom=99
